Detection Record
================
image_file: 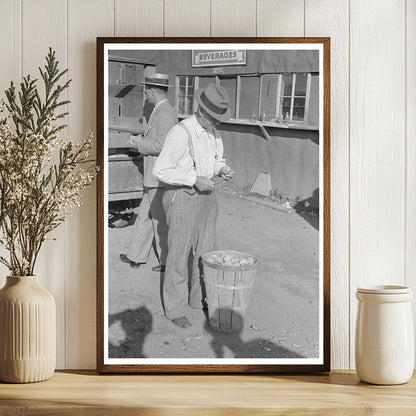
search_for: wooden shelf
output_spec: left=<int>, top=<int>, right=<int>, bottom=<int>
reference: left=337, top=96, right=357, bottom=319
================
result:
left=0, top=371, right=415, bottom=415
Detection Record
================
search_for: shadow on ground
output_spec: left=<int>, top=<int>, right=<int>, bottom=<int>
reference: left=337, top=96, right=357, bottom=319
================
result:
left=204, top=308, right=304, bottom=358
left=294, top=188, right=319, bottom=231
left=108, top=306, right=152, bottom=358
left=108, top=306, right=304, bottom=359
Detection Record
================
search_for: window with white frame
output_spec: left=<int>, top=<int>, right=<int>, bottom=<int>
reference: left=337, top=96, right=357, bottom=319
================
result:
left=175, top=73, right=314, bottom=125
left=279, top=73, right=310, bottom=123
left=176, top=76, right=196, bottom=116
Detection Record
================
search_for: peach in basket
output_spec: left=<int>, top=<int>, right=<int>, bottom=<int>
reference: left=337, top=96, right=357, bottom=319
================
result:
left=204, top=251, right=256, bottom=267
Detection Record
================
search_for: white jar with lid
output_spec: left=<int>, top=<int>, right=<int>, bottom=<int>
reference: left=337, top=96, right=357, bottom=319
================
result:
left=355, top=285, right=414, bottom=385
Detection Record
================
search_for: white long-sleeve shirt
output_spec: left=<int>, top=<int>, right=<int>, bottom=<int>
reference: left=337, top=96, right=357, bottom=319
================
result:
left=152, top=114, right=226, bottom=186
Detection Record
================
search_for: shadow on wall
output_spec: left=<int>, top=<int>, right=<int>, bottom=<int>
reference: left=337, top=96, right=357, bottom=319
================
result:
left=204, top=308, right=305, bottom=359
left=294, top=188, right=319, bottom=231
left=108, top=306, right=153, bottom=358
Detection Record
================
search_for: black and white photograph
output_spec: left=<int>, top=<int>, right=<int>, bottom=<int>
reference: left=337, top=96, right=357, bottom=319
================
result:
left=97, top=38, right=330, bottom=373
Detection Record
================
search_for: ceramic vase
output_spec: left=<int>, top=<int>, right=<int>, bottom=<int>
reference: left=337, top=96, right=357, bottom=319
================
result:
left=0, top=276, right=56, bottom=383
left=355, top=285, right=414, bottom=385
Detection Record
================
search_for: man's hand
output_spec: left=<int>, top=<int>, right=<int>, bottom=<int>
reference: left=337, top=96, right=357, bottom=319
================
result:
left=194, top=176, right=215, bottom=192
left=128, top=134, right=142, bottom=148
left=219, top=165, right=235, bottom=181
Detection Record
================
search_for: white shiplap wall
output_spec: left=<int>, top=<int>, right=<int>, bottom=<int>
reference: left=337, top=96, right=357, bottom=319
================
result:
left=0, top=0, right=414, bottom=370
left=305, top=0, right=350, bottom=370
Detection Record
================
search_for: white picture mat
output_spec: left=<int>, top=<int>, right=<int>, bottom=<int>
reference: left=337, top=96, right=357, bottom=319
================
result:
left=103, top=42, right=324, bottom=366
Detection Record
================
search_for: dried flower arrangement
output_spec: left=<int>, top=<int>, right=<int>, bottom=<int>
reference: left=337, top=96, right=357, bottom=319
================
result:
left=0, top=48, right=96, bottom=276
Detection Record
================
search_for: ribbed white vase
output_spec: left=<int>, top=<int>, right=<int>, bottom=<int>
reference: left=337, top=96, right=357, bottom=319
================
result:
left=0, top=276, right=56, bottom=383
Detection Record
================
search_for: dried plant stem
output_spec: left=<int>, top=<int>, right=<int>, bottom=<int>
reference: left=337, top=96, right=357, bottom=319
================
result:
left=0, top=48, right=96, bottom=276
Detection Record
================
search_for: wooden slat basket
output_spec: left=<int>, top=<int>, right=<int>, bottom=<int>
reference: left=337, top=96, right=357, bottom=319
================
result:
left=201, top=250, right=258, bottom=333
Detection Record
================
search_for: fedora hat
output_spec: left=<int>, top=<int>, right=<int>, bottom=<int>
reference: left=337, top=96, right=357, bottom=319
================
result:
left=195, top=84, right=231, bottom=123
left=139, top=73, right=171, bottom=88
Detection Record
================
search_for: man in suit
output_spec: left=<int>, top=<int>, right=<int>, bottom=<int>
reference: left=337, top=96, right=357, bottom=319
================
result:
left=120, top=73, right=177, bottom=272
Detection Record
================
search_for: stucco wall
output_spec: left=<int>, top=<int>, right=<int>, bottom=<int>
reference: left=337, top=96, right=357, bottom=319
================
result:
left=219, top=124, right=319, bottom=205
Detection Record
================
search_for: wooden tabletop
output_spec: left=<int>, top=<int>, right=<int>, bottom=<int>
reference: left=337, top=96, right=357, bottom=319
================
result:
left=0, top=370, right=415, bottom=415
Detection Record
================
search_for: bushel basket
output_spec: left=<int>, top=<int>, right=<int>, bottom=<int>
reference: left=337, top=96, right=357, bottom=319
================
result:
left=201, top=250, right=258, bottom=333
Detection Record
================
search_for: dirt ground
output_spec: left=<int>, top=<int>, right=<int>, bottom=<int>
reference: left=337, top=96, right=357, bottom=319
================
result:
left=108, top=187, right=320, bottom=359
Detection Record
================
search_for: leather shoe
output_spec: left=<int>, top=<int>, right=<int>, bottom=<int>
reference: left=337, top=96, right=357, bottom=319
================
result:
left=119, top=254, right=141, bottom=269
left=152, top=264, right=165, bottom=272
left=171, top=316, right=191, bottom=328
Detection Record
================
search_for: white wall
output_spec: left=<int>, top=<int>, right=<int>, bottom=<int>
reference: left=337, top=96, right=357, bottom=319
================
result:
left=0, top=0, right=414, bottom=370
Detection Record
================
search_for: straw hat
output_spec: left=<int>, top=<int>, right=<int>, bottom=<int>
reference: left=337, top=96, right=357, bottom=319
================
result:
left=139, top=73, right=171, bottom=88
left=195, top=84, right=231, bottom=122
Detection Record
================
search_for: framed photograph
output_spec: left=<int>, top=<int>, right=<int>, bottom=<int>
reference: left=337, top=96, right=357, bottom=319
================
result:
left=97, top=37, right=330, bottom=373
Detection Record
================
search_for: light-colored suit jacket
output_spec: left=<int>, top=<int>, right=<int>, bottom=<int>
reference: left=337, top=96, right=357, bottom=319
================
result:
left=135, top=100, right=178, bottom=188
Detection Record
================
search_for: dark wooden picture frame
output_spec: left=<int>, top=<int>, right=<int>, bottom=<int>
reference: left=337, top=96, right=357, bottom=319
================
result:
left=97, top=37, right=330, bottom=373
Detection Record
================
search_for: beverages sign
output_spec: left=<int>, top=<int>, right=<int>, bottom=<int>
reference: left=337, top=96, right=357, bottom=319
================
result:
left=192, top=50, right=246, bottom=67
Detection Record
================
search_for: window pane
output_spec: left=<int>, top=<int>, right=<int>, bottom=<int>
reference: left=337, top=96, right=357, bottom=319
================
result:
left=178, top=76, right=187, bottom=95
left=282, top=74, right=293, bottom=96
left=109, top=62, right=121, bottom=84
left=292, top=97, right=306, bottom=121
left=239, top=76, right=260, bottom=119
left=292, top=108, right=305, bottom=121
left=293, top=97, right=306, bottom=107
left=177, top=96, right=185, bottom=114
left=186, top=74, right=194, bottom=113
left=123, top=64, right=143, bottom=84
left=186, top=97, right=194, bottom=115
left=124, top=64, right=136, bottom=84
left=187, top=80, right=195, bottom=96
left=260, top=74, right=278, bottom=121
left=219, top=77, right=236, bottom=118
left=280, top=97, right=291, bottom=119
left=295, top=74, right=307, bottom=96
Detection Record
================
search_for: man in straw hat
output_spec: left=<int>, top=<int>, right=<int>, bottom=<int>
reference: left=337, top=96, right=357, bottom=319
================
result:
left=120, top=73, right=177, bottom=272
left=153, top=83, right=234, bottom=328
